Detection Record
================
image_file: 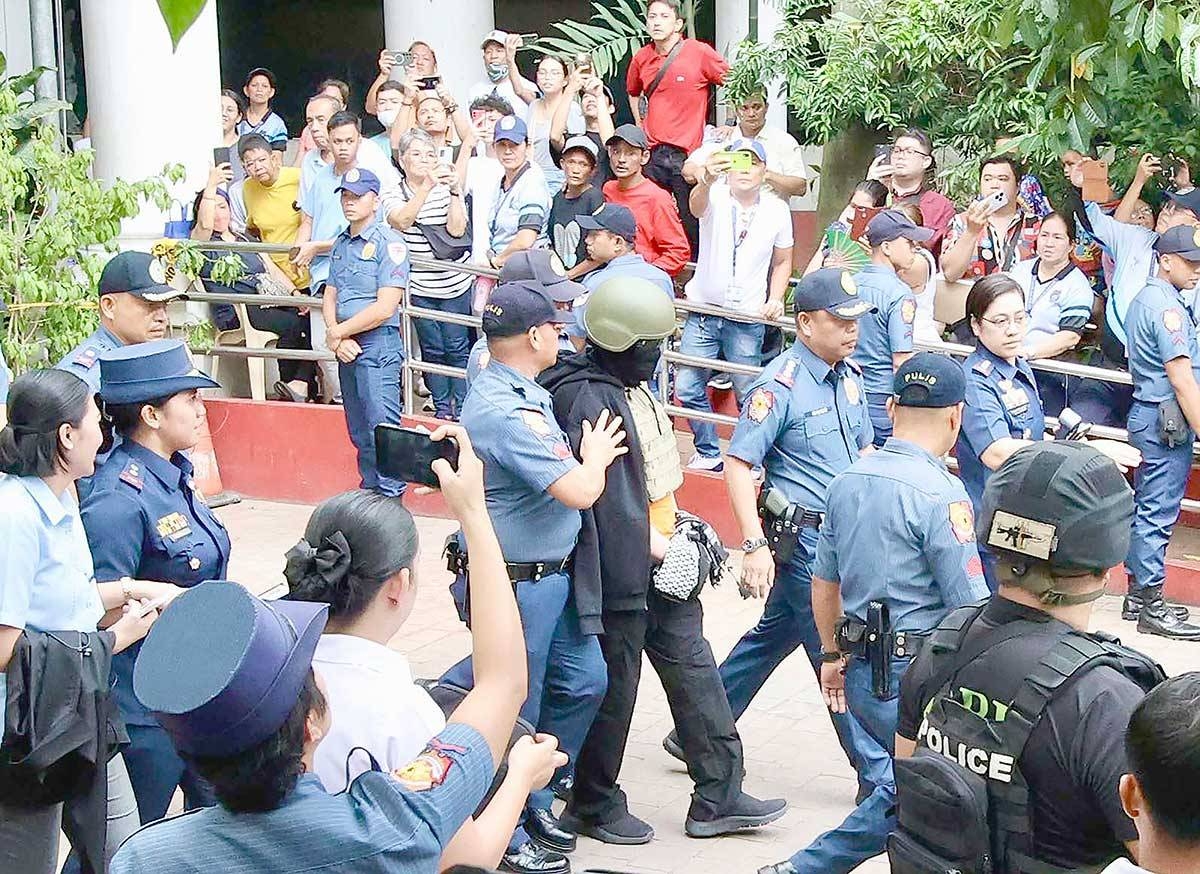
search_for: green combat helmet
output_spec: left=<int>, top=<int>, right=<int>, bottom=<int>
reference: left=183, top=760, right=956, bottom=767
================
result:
left=582, top=278, right=676, bottom=351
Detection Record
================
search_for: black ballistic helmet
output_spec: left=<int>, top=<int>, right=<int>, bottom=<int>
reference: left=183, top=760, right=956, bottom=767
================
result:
left=977, top=441, right=1132, bottom=581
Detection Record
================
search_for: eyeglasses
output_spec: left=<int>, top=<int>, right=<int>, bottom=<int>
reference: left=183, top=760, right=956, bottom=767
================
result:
left=891, top=146, right=929, bottom=158
left=980, top=313, right=1028, bottom=330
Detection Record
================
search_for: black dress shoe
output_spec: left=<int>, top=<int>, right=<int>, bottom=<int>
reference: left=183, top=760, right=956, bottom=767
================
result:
left=550, top=773, right=573, bottom=802
left=527, top=807, right=576, bottom=854
left=1122, top=590, right=1190, bottom=621
left=558, top=810, right=653, bottom=845
left=662, top=730, right=685, bottom=763
left=273, top=380, right=306, bottom=403
left=499, top=840, right=570, bottom=874
left=685, top=793, right=788, bottom=838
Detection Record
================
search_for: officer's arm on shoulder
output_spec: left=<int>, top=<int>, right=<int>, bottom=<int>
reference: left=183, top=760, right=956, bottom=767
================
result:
left=1164, top=355, right=1200, bottom=433
left=82, top=490, right=145, bottom=581
left=544, top=396, right=610, bottom=510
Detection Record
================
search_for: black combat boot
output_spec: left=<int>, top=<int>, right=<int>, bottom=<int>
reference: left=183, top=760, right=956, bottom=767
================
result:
left=1122, top=586, right=1190, bottom=621
left=1136, top=585, right=1200, bottom=640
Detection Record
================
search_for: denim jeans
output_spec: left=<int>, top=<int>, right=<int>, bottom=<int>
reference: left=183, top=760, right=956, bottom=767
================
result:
left=675, top=314, right=765, bottom=458
left=412, top=291, right=472, bottom=419
left=1126, top=400, right=1194, bottom=591
left=788, top=657, right=909, bottom=873
left=441, top=571, right=606, bottom=848
left=717, top=528, right=892, bottom=797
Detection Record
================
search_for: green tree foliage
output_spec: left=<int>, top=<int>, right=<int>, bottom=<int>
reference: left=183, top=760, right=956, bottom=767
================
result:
left=726, top=0, right=1200, bottom=199
left=0, top=54, right=180, bottom=372
left=530, top=0, right=700, bottom=77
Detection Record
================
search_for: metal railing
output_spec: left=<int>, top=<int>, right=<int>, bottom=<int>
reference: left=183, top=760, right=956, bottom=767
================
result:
left=173, top=239, right=1194, bottom=464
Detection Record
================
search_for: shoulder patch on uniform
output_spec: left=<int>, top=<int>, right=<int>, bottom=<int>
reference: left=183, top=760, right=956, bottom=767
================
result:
left=901, top=297, right=916, bottom=325
left=118, top=462, right=144, bottom=491
left=521, top=409, right=552, bottom=436
left=774, top=358, right=797, bottom=388
left=971, top=358, right=993, bottom=376
left=75, top=346, right=99, bottom=368
left=746, top=388, right=775, bottom=423
left=1164, top=308, right=1184, bottom=333
left=949, top=500, right=975, bottom=544
left=391, top=740, right=464, bottom=792
left=387, top=241, right=408, bottom=263
left=552, top=441, right=572, bottom=459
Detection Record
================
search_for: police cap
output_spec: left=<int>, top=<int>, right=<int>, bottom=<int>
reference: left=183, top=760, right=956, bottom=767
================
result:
left=893, top=352, right=965, bottom=408
left=977, top=442, right=1133, bottom=579
left=793, top=268, right=877, bottom=320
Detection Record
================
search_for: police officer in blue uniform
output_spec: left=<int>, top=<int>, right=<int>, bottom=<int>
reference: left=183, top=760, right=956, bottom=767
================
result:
left=57, top=251, right=185, bottom=393
left=323, top=167, right=410, bottom=497
left=440, top=281, right=620, bottom=874
left=1121, top=225, right=1200, bottom=640
left=662, top=268, right=889, bottom=796
left=757, top=353, right=989, bottom=874
left=81, top=339, right=229, bottom=823
left=851, top=210, right=927, bottom=445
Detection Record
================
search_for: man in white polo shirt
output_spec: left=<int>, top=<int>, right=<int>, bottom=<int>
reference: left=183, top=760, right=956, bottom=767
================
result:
left=682, top=87, right=808, bottom=203
left=677, top=138, right=794, bottom=471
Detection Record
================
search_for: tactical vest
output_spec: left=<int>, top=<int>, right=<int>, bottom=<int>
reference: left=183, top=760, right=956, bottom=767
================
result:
left=625, top=384, right=683, bottom=502
left=889, top=601, right=1165, bottom=874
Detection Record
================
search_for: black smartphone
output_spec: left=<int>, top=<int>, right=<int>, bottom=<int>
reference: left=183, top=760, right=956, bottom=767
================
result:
left=375, top=424, right=459, bottom=488
left=418, top=75, right=442, bottom=91
left=213, top=146, right=232, bottom=166
left=873, top=144, right=892, bottom=163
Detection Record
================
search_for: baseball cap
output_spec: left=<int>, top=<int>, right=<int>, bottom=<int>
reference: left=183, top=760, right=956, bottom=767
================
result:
left=576, top=203, right=638, bottom=244
left=562, top=135, right=599, bottom=163
left=335, top=167, right=381, bottom=196
left=792, top=268, right=877, bottom=320
left=978, top=441, right=1133, bottom=582
left=482, top=280, right=560, bottom=338
left=1165, top=187, right=1200, bottom=217
left=1154, top=224, right=1200, bottom=260
left=892, top=352, right=965, bottom=408
left=98, top=251, right=185, bottom=302
left=500, top=250, right=587, bottom=303
left=481, top=30, right=508, bottom=48
left=724, top=138, right=767, bottom=164
left=494, top=115, right=528, bottom=144
left=244, top=67, right=277, bottom=88
left=606, top=124, right=648, bottom=150
left=866, top=209, right=935, bottom=247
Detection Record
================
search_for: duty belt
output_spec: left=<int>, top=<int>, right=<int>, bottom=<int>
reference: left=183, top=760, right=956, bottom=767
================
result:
left=443, top=537, right=572, bottom=583
left=837, top=618, right=928, bottom=660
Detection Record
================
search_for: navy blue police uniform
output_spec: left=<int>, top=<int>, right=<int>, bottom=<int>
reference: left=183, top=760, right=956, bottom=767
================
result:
left=326, top=168, right=410, bottom=497
left=81, top=339, right=228, bottom=823
left=714, top=268, right=889, bottom=795
left=772, top=353, right=989, bottom=874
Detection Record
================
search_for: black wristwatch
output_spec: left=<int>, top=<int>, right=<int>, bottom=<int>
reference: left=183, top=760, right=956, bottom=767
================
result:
left=820, top=649, right=843, bottom=664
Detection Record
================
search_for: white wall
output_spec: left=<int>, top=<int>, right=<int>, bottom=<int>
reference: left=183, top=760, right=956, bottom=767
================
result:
left=2, top=0, right=34, bottom=78
left=383, top=0, right=495, bottom=112
left=80, top=0, right=222, bottom=237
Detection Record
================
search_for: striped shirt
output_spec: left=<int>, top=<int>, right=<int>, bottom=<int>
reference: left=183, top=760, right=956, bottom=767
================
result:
left=384, top=181, right=473, bottom=300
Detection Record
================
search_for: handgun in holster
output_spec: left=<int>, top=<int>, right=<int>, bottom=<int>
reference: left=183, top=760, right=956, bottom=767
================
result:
left=758, top=487, right=800, bottom=565
left=866, top=601, right=892, bottom=699
left=444, top=534, right=471, bottom=625
left=1158, top=398, right=1190, bottom=447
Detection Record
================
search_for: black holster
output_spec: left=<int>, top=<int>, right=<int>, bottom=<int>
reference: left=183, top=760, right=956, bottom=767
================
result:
left=1158, top=397, right=1190, bottom=447
left=758, top=493, right=800, bottom=565
left=867, top=601, right=892, bottom=699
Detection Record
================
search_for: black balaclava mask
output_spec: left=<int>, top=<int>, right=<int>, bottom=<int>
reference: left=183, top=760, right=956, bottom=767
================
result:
left=593, top=340, right=662, bottom=387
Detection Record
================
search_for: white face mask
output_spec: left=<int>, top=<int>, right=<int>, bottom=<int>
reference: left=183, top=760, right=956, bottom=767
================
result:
left=377, top=109, right=399, bottom=129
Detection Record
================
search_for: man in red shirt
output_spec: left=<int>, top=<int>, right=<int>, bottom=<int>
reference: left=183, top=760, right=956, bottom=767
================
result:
left=602, top=124, right=691, bottom=278
left=866, top=127, right=956, bottom=256
left=627, top=0, right=729, bottom=256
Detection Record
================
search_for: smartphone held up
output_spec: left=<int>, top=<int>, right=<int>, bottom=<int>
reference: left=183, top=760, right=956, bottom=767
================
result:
left=375, top=424, right=460, bottom=489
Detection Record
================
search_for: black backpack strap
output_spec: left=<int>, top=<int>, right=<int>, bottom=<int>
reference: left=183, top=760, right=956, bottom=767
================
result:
left=992, top=632, right=1116, bottom=874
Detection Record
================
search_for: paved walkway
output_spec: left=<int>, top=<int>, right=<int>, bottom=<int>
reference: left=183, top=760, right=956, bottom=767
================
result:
left=188, top=500, right=1200, bottom=872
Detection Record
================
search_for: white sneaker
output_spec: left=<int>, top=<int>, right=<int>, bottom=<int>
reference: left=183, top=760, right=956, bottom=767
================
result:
left=707, top=374, right=734, bottom=391
left=686, top=453, right=724, bottom=472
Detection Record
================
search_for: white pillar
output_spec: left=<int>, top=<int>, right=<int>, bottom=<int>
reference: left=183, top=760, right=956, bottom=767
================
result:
left=383, top=0, right=494, bottom=113
left=80, top=0, right=221, bottom=239
left=1, top=0, right=34, bottom=80
left=715, top=0, right=786, bottom=130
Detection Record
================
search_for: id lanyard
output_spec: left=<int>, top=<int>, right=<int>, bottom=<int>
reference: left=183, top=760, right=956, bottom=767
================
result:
left=729, top=198, right=758, bottom=304
left=1026, top=259, right=1076, bottom=319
